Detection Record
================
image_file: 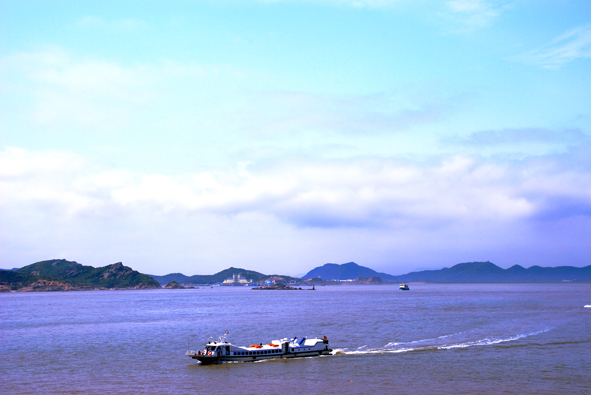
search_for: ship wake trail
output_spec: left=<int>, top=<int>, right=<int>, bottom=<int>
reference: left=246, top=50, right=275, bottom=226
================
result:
left=333, top=328, right=552, bottom=356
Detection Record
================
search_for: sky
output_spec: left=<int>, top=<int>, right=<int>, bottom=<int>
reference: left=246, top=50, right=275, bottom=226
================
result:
left=1, top=0, right=591, bottom=276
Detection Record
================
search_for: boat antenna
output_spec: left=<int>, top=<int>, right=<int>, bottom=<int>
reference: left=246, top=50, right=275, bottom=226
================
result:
left=219, top=329, right=229, bottom=343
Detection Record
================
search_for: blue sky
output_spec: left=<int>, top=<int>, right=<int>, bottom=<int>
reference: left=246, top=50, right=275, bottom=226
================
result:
left=1, top=0, right=590, bottom=275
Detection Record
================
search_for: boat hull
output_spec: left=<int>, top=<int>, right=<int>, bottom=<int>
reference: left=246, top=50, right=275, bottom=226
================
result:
left=188, top=349, right=332, bottom=364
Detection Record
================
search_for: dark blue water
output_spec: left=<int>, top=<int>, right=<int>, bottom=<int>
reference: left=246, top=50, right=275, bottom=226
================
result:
left=2, top=284, right=590, bottom=394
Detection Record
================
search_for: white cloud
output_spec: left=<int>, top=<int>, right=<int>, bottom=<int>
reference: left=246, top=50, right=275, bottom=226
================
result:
left=3, top=147, right=590, bottom=228
left=518, top=23, right=591, bottom=69
left=443, top=128, right=588, bottom=147
left=442, top=0, right=512, bottom=31
left=3, top=147, right=591, bottom=273
left=0, top=48, right=456, bottom=147
left=0, top=49, right=242, bottom=130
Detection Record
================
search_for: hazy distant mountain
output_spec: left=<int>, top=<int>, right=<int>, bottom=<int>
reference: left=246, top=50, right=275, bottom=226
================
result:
left=302, top=261, right=591, bottom=283
left=1, top=259, right=160, bottom=291
left=388, top=261, right=591, bottom=283
left=302, top=262, right=397, bottom=282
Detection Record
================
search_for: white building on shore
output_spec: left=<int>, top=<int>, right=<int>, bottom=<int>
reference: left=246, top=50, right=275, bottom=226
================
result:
left=222, top=274, right=252, bottom=286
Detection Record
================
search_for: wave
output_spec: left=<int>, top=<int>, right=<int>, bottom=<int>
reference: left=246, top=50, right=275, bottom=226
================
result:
left=585, top=305, right=591, bottom=308
left=382, top=331, right=466, bottom=349
left=437, top=330, right=549, bottom=350
left=333, top=328, right=551, bottom=356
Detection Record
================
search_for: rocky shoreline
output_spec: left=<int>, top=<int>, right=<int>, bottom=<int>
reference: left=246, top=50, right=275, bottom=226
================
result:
left=252, top=283, right=313, bottom=290
left=0, top=279, right=159, bottom=293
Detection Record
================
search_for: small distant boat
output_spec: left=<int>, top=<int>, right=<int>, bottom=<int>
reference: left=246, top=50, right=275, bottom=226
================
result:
left=399, top=283, right=409, bottom=290
left=186, top=332, right=332, bottom=364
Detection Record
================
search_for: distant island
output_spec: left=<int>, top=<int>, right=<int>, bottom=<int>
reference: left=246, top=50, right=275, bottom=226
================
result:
left=388, top=261, right=591, bottom=283
left=0, top=259, right=160, bottom=292
left=303, top=261, right=591, bottom=283
left=3, top=259, right=591, bottom=292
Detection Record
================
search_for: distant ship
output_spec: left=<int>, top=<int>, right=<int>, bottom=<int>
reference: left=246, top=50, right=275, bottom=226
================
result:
left=187, top=333, right=332, bottom=364
left=399, top=283, right=410, bottom=290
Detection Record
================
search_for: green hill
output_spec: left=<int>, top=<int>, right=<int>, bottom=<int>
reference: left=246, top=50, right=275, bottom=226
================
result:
left=2, top=259, right=160, bottom=291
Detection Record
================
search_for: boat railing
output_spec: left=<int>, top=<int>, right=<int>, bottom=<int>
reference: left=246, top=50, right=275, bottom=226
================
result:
left=186, top=349, right=218, bottom=356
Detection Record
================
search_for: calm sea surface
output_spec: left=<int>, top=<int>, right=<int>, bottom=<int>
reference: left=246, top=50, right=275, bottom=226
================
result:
left=1, top=284, right=590, bottom=394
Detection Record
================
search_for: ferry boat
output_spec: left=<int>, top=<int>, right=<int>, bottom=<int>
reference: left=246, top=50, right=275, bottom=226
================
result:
left=399, top=283, right=409, bottom=290
left=186, top=333, right=332, bottom=364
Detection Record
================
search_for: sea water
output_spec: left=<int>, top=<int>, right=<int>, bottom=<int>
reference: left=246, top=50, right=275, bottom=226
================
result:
left=1, top=284, right=590, bottom=394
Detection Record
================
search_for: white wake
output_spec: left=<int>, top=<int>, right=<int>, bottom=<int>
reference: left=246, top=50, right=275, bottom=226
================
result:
left=333, top=328, right=551, bottom=356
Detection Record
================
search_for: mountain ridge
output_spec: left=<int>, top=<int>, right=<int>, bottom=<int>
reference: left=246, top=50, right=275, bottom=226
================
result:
left=302, top=262, right=397, bottom=282
left=389, top=261, right=591, bottom=283
left=5, top=260, right=591, bottom=291
left=302, top=261, right=591, bottom=283
left=1, top=259, right=160, bottom=292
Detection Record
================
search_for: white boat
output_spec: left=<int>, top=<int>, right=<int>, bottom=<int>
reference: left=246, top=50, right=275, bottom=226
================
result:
left=399, top=283, right=409, bottom=290
left=186, top=333, right=332, bottom=364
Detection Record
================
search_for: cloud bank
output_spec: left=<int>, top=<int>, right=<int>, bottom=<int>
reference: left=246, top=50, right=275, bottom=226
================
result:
left=2, top=146, right=591, bottom=274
